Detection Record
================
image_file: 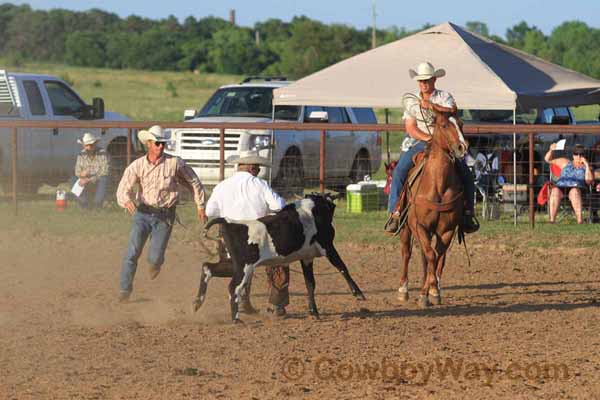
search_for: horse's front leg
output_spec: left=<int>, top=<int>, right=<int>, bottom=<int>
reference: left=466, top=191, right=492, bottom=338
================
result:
left=430, top=229, right=455, bottom=305
left=414, top=224, right=437, bottom=308
left=398, top=227, right=412, bottom=302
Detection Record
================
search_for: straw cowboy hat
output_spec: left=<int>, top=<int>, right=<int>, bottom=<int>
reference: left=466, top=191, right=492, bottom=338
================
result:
left=77, top=132, right=101, bottom=145
left=137, top=125, right=169, bottom=143
left=227, top=150, right=271, bottom=166
left=409, top=62, right=446, bottom=80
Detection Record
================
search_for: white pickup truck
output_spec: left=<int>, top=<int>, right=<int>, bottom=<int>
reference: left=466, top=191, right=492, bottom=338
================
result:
left=165, top=77, right=381, bottom=195
left=0, top=69, right=130, bottom=193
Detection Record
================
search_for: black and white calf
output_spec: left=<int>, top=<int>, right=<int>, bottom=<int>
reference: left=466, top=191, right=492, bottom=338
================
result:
left=192, top=193, right=365, bottom=322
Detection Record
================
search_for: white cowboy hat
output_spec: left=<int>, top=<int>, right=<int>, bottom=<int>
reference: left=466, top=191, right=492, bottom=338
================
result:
left=408, top=62, right=446, bottom=81
left=227, top=150, right=271, bottom=166
left=77, top=132, right=100, bottom=145
left=137, top=125, right=169, bottom=143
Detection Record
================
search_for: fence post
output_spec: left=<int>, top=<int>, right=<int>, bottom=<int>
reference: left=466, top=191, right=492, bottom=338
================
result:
left=320, top=129, right=326, bottom=193
left=126, top=128, right=132, bottom=166
left=11, top=127, right=18, bottom=216
left=529, top=132, right=535, bottom=229
left=219, top=128, right=225, bottom=182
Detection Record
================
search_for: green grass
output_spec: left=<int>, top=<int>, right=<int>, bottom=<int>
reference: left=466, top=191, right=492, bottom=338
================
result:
left=2, top=199, right=599, bottom=248
left=572, top=104, right=600, bottom=122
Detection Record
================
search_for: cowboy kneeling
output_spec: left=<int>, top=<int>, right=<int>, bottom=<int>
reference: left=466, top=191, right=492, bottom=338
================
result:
left=72, top=132, right=110, bottom=209
left=385, top=62, right=479, bottom=234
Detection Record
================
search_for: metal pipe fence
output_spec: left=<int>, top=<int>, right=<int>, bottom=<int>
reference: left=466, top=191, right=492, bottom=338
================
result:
left=2, top=120, right=600, bottom=228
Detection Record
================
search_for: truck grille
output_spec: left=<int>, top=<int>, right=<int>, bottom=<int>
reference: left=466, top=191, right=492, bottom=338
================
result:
left=183, top=159, right=235, bottom=169
left=179, top=130, right=241, bottom=151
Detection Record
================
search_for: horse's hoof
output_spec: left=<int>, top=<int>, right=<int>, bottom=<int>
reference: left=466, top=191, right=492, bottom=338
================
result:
left=354, top=291, right=366, bottom=301
left=430, top=295, right=442, bottom=306
left=191, top=298, right=203, bottom=313
left=232, top=318, right=244, bottom=325
left=418, top=295, right=431, bottom=308
left=398, top=291, right=409, bottom=302
left=309, top=310, right=320, bottom=320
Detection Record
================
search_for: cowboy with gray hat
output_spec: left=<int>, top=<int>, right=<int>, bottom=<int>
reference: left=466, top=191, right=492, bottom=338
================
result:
left=205, top=150, right=291, bottom=317
left=385, top=62, right=479, bottom=234
left=72, top=132, right=110, bottom=209
left=116, top=125, right=207, bottom=302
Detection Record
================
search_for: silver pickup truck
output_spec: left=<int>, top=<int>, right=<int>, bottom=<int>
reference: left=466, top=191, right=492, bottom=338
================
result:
left=0, top=69, right=130, bottom=193
left=165, top=77, right=382, bottom=195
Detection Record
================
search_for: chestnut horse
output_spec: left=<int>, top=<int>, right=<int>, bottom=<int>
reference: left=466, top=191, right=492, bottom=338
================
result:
left=397, top=112, right=468, bottom=308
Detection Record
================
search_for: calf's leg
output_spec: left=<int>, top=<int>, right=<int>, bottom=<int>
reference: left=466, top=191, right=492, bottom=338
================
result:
left=300, top=260, right=319, bottom=318
left=325, top=245, right=366, bottom=300
left=192, top=259, right=234, bottom=313
left=229, top=268, right=245, bottom=323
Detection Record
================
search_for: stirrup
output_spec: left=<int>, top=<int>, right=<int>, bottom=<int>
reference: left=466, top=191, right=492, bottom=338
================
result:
left=462, top=214, right=480, bottom=234
left=384, top=213, right=401, bottom=236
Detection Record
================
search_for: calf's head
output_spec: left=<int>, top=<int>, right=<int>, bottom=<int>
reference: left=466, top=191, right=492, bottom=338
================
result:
left=304, top=193, right=338, bottom=240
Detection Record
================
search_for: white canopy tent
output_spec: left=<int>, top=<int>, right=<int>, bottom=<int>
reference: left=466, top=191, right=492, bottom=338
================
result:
left=273, top=22, right=600, bottom=111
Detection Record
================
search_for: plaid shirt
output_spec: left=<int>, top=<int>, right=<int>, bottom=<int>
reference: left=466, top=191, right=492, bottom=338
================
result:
left=116, top=154, right=206, bottom=210
left=75, top=149, right=110, bottom=183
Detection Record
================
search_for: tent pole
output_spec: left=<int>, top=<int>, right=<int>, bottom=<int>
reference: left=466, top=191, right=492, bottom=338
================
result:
left=513, top=109, right=517, bottom=226
left=269, top=104, right=275, bottom=185
left=385, top=108, right=390, bottom=163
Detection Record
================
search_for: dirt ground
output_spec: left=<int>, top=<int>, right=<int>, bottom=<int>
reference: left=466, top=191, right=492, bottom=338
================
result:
left=1, top=226, right=599, bottom=399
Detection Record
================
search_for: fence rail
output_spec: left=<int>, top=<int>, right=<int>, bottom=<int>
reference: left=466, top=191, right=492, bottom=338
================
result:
left=2, top=120, right=600, bottom=228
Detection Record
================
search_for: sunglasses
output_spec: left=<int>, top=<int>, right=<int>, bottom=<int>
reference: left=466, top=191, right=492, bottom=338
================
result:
left=152, top=141, right=166, bottom=147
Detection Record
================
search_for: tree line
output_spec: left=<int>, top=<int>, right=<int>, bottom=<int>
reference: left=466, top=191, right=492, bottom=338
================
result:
left=1, top=3, right=599, bottom=80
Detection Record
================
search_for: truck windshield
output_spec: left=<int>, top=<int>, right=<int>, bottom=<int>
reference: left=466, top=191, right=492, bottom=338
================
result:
left=199, top=87, right=273, bottom=118
left=199, top=87, right=300, bottom=120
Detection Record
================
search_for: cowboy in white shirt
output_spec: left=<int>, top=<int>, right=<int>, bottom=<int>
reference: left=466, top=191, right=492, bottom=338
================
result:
left=206, top=150, right=290, bottom=317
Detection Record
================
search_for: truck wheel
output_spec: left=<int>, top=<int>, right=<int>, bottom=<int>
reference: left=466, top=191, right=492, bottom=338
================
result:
left=107, top=137, right=128, bottom=191
left=274, top=150, right=304, bottom=198
left=350, top=152, right=371, bottom=183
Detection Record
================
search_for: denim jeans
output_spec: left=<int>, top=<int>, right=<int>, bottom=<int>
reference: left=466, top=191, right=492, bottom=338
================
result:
left=119, top=210, right=175, bottom=294
left=388, top=142, right=426, bottom=213
left=71, top=175, right=108, bottom=209
left=387, top=141, right=475, bottom=213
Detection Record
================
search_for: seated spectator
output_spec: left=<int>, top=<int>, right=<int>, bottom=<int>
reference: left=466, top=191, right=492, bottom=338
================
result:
left=72, top=132, right=110, bottom=209
left=544, top=143, right=593, bottom=224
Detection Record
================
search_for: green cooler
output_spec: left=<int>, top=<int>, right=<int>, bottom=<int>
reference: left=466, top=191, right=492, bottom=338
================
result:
left=346, top=183, right=379, bottom=213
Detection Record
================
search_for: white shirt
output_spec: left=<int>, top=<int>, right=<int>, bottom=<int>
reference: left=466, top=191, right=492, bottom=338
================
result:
left=206, top=171, right=286, bottom=220
left=401, top=89, right=456, bottom=152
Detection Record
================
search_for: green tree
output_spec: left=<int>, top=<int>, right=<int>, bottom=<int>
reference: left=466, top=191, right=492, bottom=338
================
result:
left=65, top=31, right=107, bottom=66
left=207, top=27, right=272, bottom=74
left=466, top=21, right=489, bottom=37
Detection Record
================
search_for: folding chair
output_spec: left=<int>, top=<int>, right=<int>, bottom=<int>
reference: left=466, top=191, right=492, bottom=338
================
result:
left=548, top=164, right=593, bottom=223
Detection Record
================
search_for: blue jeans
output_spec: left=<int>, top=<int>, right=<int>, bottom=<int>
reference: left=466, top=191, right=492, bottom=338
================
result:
left=71, top=175, right=108, bottom=209
left=120, top=210, right=175, bottom=294
left=387, top=141, right=475, bottom=213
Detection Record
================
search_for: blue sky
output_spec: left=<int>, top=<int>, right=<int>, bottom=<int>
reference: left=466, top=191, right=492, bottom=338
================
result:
left=8, top=0, right=600, bottom=38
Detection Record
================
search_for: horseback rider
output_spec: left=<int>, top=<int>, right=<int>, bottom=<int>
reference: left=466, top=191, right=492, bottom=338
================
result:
left=385, top=62, right=479, bottom=234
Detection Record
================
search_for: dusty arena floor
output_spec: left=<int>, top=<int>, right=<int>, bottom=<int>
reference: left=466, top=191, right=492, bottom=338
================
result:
left=1, top=207, right=599, bottom=399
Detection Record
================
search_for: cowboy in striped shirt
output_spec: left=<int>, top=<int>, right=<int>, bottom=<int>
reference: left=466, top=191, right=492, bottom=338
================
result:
left=116, top=125, right=207, bottom=302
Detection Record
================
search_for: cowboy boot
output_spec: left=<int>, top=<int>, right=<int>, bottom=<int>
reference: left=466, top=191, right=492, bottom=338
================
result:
left=462, top=209, right=480, bottom=233
left=384, top=212, right=400, bottom=234
left=385, top=189, right=408, bottom=234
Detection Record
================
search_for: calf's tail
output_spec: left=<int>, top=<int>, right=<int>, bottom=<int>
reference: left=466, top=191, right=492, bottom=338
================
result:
left=205, top=217, right=227, bottom=230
